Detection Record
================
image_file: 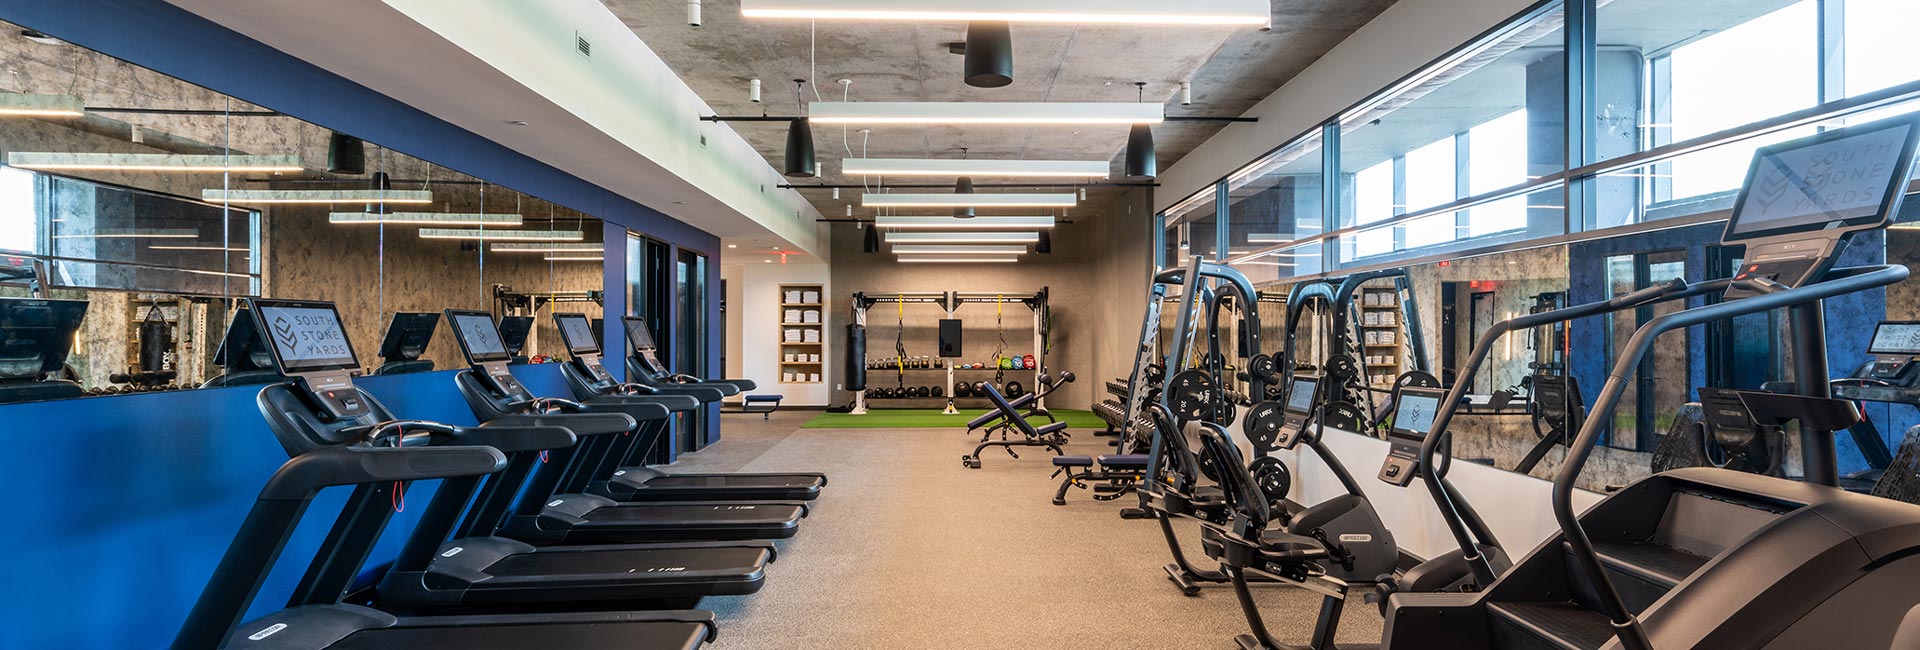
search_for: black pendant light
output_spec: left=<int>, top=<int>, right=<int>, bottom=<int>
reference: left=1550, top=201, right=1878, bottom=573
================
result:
left=964, top=22, right=1014, bottom=88
left=1124, top=124, right=1157, bottom=180
left=863, top=223, right=880, bottom=253
left=785, top=80, right=817, bottom=178
left=326, top=130, right=365, bottom=175
left=1124, top=83, right=1156, bottom=180
left=954, top=176, right=976, bottom=218
left=785, top=118, right=817, bottom=178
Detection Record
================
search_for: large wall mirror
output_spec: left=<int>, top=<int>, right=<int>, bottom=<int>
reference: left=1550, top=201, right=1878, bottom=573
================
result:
left=0, top=21, right=605, bottom=402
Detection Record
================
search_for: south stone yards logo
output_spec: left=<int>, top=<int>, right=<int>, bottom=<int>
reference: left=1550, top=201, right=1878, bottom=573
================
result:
left=272, top=315, right=298, bottom=352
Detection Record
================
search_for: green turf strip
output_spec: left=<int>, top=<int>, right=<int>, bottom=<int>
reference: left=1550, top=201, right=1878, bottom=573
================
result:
left=802, top=408, right=1106, bottom=429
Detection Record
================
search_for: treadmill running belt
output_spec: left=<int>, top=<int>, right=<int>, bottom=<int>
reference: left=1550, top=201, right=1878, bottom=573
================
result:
left=486, top=548, right=765, bottom=575
left=582, top=504, right=804, bottom=523
left=330, top=622, right=705, bottom=650
left=644, top=475, right=815, bottom=489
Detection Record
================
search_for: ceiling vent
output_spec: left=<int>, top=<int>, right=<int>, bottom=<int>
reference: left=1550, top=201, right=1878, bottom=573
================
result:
left=575, top=32, right=592, bottom=58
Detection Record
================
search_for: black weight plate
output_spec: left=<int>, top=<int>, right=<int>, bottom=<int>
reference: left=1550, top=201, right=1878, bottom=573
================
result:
left=1322, top=401, right=1367, bottom=432
left=1167, top=369, right=1216, bottom=422
left=1326, top=355, right=1359, bottom=380
left=1243, top=401, right=1286, bottom=452
left=1216, top=400, right=1238, bottom=427
left=1394, top=370, right=1441, bottom=390
left=1249, top=456, right=1292, bottom=510
left=1249, top=354, right=1277, bottom=381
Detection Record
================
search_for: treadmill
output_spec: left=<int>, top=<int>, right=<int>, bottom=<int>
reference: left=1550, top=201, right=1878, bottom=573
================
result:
left=497, top=315, right=533, bottom=364
left=559, top=315, right=827, bottom=502
left=621, top=316, right=756, bottom=394
left=173, top=298, right=714, bottom=650
left=369, top=312, right=438, bottom=376
left=456, top=311, right=809, bottom=544
left=201, top=308, right=284, bottom=388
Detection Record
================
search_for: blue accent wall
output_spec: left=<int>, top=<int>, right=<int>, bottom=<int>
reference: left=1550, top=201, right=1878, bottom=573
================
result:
left=0, top=1, right=733, bottom=645
left=0, top=364, right=581, bottom=648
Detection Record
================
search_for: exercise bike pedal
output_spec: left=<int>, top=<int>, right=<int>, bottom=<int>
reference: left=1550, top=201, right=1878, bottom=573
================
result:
left=962, top=456, right=982, bottom=469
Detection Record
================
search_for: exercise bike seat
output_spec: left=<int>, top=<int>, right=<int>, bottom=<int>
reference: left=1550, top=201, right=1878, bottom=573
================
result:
left=1052, top=455, right=1095, bottom=467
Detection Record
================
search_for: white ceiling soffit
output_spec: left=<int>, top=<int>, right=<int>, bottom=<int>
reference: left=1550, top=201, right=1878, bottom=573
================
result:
left=162, top=0, right=825, bottom=260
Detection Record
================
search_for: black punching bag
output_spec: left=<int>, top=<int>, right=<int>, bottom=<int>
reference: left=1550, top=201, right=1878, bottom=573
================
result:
left=845, top=323, right=868, bottom=391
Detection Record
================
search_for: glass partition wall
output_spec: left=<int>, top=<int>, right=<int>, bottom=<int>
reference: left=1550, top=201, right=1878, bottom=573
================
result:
left=0, top=19, right=608, bottom=401
left=1159, top=0, right=1920, bottom=492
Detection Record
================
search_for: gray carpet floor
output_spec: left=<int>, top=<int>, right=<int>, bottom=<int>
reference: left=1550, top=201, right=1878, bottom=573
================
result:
left=663, top=410, right=1386, bottom=649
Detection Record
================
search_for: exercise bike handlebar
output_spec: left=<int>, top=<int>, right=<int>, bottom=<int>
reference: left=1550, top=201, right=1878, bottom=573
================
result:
left=1551, top=263, right=1908, bottom=650
left=1416, top=275, right=1710, bottom=588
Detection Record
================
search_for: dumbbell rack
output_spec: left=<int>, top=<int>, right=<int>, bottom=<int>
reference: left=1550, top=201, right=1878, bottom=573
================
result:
left=849, top=290, right=1049, bottom=416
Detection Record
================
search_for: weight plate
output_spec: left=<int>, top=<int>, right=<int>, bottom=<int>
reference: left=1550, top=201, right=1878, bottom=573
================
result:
left=1249, top=354, right=1277, bottom=381
left=1394, top=370, right=1441, bottom=391
left=1243, top=400, right=1286, bottom=452
left=1249, top=456, right=1292, bottom=512
left=1322, top=401, right=1367, bottom=433
left=1326, top=355, right=1360, bottom=380
left=1167, top=369, right=1216, bottom=422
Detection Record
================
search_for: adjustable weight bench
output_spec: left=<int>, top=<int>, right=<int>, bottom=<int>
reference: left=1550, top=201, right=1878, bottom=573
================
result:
left=1050, top=453, right=1149, bottom=505
left=962, top=382, right=1068, bottom=469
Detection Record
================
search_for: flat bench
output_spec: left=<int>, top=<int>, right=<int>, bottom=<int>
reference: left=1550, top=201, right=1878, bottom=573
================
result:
left=742, top=394, right=783, bottom=419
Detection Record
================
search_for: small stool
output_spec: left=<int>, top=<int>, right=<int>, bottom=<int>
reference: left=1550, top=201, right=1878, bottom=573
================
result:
left=742, top=394, right=783, bottom=420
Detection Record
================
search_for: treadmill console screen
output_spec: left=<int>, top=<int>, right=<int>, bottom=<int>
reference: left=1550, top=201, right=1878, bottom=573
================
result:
left=249, top=299, right=368, bottom=420
left=554, top=313, right=599, bottom=355
left=1870, top=322, right=1920, bottom=355
left=446, top=309, right=524, bottom=396
left=497, top=316, right=534, bottom=356
left=623, top=317, right=667, bottom=376
left=448, top=311, right=509, bottom=362
left=1285, top=377, right=1319, bottom=414
left=1723, top=115, right=1920, bottom=299
left=1380, top=386, right=1446, bottom=487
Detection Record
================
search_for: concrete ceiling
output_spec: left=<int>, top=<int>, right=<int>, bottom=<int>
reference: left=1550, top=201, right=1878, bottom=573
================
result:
left=608, top=0, right=1399, bottom=221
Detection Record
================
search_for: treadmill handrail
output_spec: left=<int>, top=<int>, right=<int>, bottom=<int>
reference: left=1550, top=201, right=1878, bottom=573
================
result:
left=1551, top=263, right=1908, bottom=650
left=1417, top=277, right=1707, bottom=585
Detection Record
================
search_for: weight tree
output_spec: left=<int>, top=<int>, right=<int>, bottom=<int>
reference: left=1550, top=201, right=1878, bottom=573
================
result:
left=847, top=290, right=1050, bottom=415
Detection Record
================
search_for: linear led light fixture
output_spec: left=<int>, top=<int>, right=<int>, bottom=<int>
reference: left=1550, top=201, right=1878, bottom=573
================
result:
left=8, top=152, right=304, bottom=172
left=148, top=244, right=250, bottom=252
left=864, top=193, right=1075, bottom=208
left=491, top=242, right=603, bottom=253
left=0, top=93, right=84, bottom=117
left=893, top=245, right=1028, bottom=255
left=419, top=229, right=584, bottom=242
left=544, top=255, right=603, bottom=262
left=896, top=256, right=1021, bottom=264
left=814, top=102, right=1163, bottom=126
left=51, top=228, right=200, bottom=239
left=875, top=216, right=1055, bottom=229
left=843, top=158, right=1108, bottom=178
left=741, top=0, right=1271, bottom=26
left=329, top=212, right=523, bottom=226
left=885, top=231, right=1039, bottom=244
left=202, top=188, right=433, bottom=204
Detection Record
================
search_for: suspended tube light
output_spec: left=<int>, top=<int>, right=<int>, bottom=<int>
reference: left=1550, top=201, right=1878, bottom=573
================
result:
left=418, top=229, right=583, bottom=241
left=864, top=193, right=1075, bottom=208
left=885, top=231, right=1039, bottom=244
left=329, top=212, right=524, bottom=226
left=491, top=242, right=603, bottom=253
left=842, top=157, right=1108, bottom=178
left=10, top=152, right=303, bottom=172
left=740, top=0, right=1272, bottom=27
left=893, top=244, right=1027, bottom=254
left=812, top=101, right=1162, bottom=126
left=202, top=188, right=432, bottom=204
left=895, top=256, right=1020, bottom=264
left=874, top=216, right=1055, bottom=229
left=0, top=93, right=84, bottom=117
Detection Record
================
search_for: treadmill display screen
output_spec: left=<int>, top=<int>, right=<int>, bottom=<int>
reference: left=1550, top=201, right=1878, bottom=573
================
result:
left=1286, top=378, right=1318, bottom=414
left=450, top=312, right=509, bottom=362
left=623, top=317, right=657, bottom=350
left=555, top=313, right=599, bottom=354
left=1870, top=322, right=1920, bottom=355
left=1726, top=117, right=1917, bottom=241
left=1390, top=391, right=1442, bottom=443
left=256, top=303, right=357, bottom=374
